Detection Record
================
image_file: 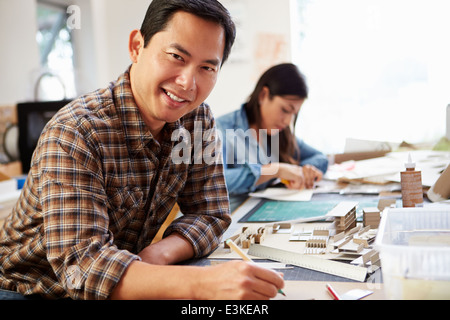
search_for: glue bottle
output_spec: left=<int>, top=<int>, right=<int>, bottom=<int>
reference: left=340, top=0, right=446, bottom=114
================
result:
left=400, top=154, right=423, bottom=207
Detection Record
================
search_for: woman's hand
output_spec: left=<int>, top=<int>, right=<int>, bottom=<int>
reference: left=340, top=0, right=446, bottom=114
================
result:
left=300, top=164, right=323, bottom=189
left=277, top=163, right=322, bottom=190
left=277, top=163, right=305, bottom=190
left=259, top=163, right=323, bottom=190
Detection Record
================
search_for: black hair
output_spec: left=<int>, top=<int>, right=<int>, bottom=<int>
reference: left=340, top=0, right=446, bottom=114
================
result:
left=255, top=63, right=308, bottom=99
left=140, top=0, right=236, bottom=66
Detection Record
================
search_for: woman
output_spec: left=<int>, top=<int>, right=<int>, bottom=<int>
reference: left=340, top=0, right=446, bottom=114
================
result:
left=217, top=63, right=328, bottom=196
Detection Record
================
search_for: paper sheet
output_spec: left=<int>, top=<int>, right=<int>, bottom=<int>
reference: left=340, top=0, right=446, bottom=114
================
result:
left=249, top=188, right=313, bottom=201
left=326, top=150, right=450, bottom=187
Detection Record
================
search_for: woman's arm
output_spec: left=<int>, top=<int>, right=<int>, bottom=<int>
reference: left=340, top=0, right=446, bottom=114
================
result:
left=257, top=162, right=306, bottom=189
left=297, top=139, right=329, bottom=174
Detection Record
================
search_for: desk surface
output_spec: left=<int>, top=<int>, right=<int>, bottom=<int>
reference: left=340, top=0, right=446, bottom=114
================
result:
left=279, top=280, right=385, bottom=300
left=187, top=192, right=386, bottom=285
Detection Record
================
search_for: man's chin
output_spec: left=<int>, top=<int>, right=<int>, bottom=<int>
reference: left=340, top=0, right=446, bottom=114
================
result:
left=159, top=110, right=190, bottom=124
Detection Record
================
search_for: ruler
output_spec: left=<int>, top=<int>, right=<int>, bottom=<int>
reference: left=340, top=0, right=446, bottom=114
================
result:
left=248, top=244, right=367, bottom=282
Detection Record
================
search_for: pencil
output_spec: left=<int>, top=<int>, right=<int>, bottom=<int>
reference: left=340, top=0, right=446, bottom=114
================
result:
left=325, top=283, right=341, bottom=300
left=225, top=239, right=286, bottom=297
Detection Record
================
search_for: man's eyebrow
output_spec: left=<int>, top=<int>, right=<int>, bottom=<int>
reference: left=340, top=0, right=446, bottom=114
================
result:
left=170, top=43, right=221, bottom=66
left=170, top=43, right=191, bottom=57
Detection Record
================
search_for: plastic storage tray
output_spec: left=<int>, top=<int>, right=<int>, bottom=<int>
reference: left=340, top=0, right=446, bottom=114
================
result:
left=375, top=207, right=450, bottom=299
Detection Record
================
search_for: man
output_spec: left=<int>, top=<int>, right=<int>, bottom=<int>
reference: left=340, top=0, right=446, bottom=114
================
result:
left=0, top=0, right=284, bottom=300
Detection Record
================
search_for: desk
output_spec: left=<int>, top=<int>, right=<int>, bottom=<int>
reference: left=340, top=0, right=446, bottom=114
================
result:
left=280, top=280, right=385, bottom=300
left=185, top=190, right=389, bottom=299
left=191, top=150, right=450, bottom=299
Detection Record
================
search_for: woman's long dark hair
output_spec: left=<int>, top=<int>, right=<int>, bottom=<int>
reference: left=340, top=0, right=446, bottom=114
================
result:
left=244, top=63, right=308, bottom=164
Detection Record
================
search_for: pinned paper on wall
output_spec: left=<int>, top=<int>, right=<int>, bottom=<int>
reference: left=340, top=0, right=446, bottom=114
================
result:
left=254, top=33, right=288, bottom=79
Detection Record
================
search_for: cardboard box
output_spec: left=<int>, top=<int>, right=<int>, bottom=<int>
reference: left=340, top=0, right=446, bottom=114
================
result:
left=331, top=150, right=389, bottom=164
left=0, top=161, right=22, bottom=177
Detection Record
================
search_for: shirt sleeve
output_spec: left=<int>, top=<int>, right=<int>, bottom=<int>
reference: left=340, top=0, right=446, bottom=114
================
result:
left=216, top=112, right=265, bottom=196
left=223, top=163, right=262, bottom=195
left=38, top=122, right=139, bottom=300
left=297, top=138, right=329, bottom=173
left=165, top=109, right=231, bottom=258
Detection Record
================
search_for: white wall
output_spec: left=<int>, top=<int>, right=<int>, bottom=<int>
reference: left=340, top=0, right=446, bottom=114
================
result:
left=207, top=0, right=293, bottom=117
left=0, top=0, right=40, bottom=105
left=84, top=0, right=149, bottom=89
left=0, top=0, right=151, bottom=104
left=78, top=0, right=293, bottom=117
left=66, top=0, right=150, bottom=95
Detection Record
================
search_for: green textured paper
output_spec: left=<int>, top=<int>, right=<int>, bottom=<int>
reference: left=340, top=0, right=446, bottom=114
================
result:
left=240, top=199, right=379, bottom=222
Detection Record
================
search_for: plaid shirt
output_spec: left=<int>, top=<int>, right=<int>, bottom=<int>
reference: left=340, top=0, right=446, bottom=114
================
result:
left=0, top=67, right=231, bottom=300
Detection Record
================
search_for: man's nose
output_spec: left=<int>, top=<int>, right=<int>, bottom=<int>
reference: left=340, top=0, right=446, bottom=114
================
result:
left=176, top=67, right=196, bottom=92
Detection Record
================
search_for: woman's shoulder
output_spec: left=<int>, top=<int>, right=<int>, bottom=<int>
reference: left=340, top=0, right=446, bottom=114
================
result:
left=217, top=106, right=247, bottom=129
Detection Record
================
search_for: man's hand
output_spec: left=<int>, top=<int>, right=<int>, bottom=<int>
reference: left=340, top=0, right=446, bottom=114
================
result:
left=197, top=260, right=285, bottom=300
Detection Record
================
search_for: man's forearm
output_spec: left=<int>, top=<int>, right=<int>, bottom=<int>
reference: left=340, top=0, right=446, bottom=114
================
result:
left=109, top=234, right=197, bottom=300
left=139, top=233, right=195, bottom=265
left=108, top=232, right=285, bottom=300
left=109, top=259, right=285, bottom=300
left=109, top=260, right=203, bottom=299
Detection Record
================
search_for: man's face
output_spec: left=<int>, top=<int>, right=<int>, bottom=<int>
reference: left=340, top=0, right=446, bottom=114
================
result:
left=129, top=11, right=226, bottom=134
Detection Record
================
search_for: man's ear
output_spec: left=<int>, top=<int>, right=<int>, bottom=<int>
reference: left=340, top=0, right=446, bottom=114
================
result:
left=129, top=29, right=144, bottom=63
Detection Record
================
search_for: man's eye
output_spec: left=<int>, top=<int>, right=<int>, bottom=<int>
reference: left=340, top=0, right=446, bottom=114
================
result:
left=171, top=53, right=183, bottom=61
left=203, top=66, right=215, bottom=72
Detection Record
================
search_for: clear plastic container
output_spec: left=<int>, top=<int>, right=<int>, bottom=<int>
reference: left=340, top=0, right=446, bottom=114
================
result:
left=375, top=207, right=450, bottom=299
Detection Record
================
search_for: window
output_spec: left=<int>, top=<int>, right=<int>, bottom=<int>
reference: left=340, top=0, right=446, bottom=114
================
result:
left=35, top=1, right=76, bottom=101
left=291, top=0, right=450, bottom=154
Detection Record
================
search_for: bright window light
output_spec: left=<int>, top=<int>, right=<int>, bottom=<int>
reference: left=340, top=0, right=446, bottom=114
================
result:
left=291, top=0, right=450, bottom=154
left=36, top=1, right=76, bottom=101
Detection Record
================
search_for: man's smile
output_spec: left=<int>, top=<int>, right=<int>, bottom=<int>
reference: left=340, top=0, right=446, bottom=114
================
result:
left=163, top=88, right=190, bottom=103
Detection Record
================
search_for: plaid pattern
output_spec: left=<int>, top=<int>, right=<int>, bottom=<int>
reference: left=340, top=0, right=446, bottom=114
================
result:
left=0, top=68, right=231, bottom=300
